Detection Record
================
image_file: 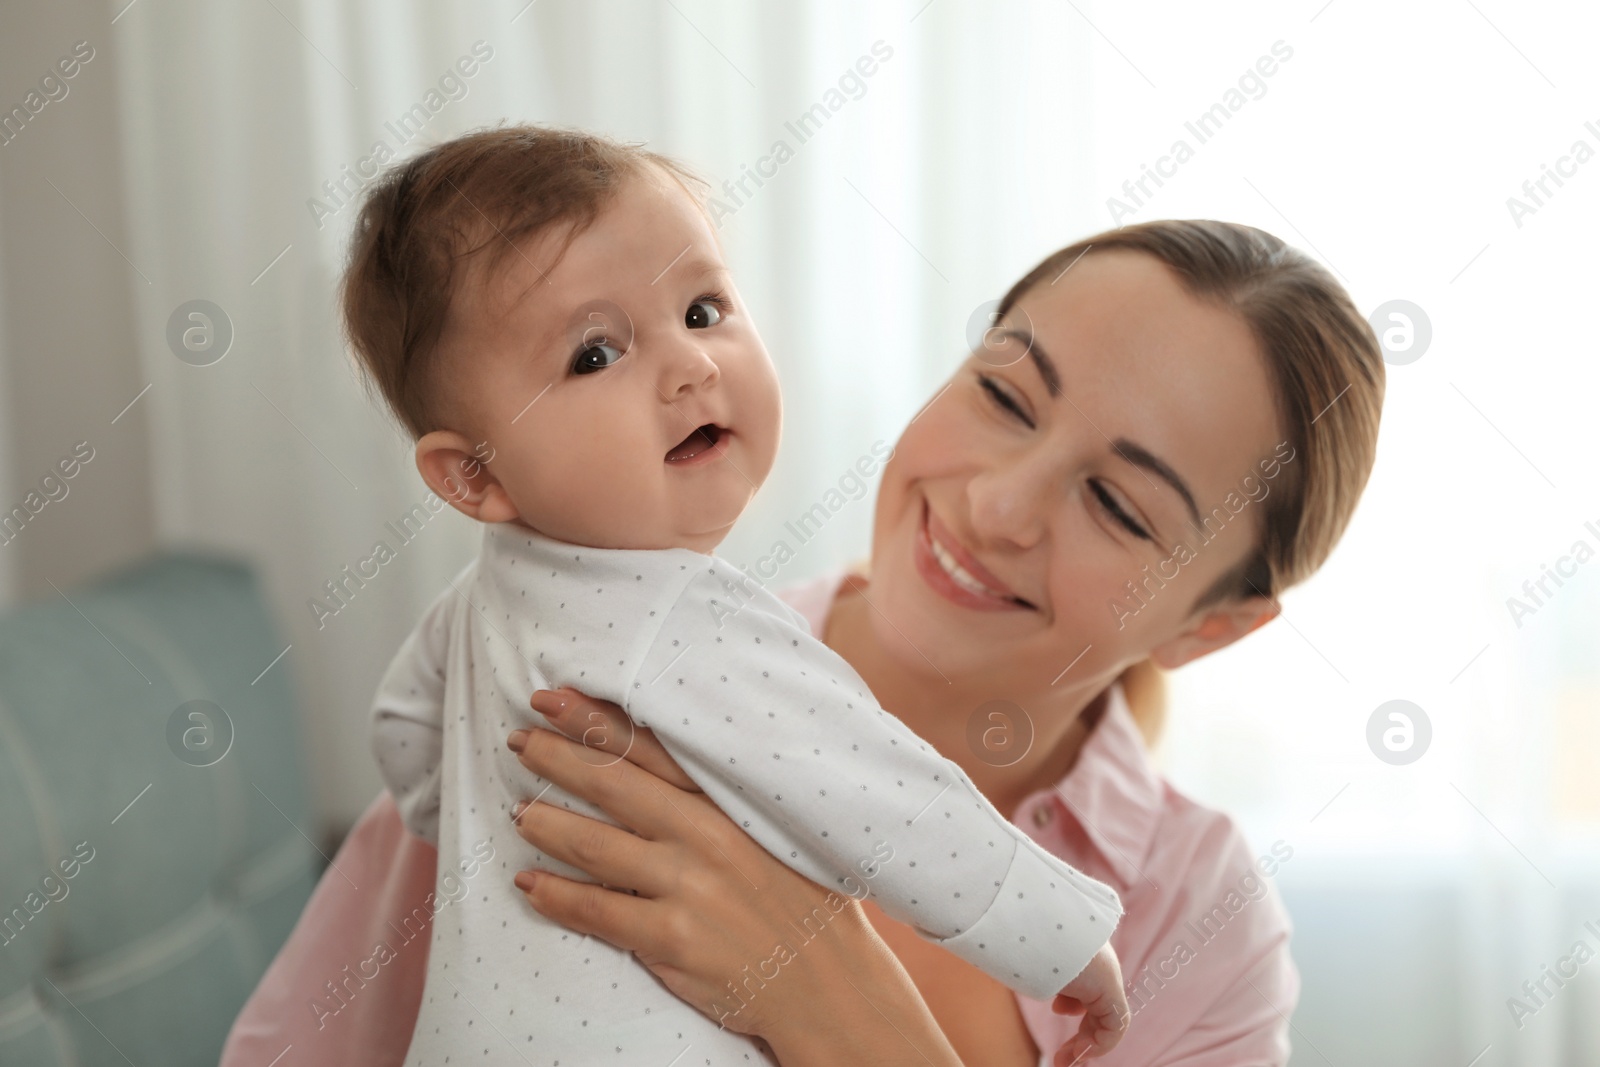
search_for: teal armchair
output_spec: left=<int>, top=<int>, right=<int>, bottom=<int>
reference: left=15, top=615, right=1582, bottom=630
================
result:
left=0, top=554, right=317, bottom=1066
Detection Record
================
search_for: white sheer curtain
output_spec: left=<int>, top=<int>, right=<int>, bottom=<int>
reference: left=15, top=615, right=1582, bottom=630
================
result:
left=104, top=0, right=1598, bottom=1061
left=109, top=0, right=1095, bottom=829
left=1074, top=3, right=1600, bottom=1065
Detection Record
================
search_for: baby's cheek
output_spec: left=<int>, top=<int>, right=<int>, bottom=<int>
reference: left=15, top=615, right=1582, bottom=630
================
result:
left=746, top=364, right=785, bottom=475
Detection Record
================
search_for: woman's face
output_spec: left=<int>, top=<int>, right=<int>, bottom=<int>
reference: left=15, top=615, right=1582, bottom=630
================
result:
left=867, top=249, right=1285, bottom=695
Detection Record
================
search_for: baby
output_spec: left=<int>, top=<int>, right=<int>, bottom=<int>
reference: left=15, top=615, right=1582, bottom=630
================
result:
left=344, top=125, right=1128, bottom=1065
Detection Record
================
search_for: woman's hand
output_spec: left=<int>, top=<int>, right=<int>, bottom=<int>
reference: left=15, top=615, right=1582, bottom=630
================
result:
left=508, top=687, right=964, bottom=1066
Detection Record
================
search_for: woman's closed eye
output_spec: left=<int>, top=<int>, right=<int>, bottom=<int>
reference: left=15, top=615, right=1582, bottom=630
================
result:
left=1089, top=479, right=1153, bottom=541
left=978, top=372, right=1034, bottom=428
left=978, top=372, right=1154, bottom=543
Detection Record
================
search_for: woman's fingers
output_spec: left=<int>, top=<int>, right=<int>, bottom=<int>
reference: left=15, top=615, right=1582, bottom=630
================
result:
left=530, top=688, right=701, bottom=792
left=511, top=797, right=672, bottom=899
left=508, top=721, right=698, bottom=843
left=516, top=867, right=663, bottom=955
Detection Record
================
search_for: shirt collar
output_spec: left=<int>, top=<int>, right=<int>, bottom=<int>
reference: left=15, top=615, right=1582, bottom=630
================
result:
left=1045, top=682, right=1166, bottom=893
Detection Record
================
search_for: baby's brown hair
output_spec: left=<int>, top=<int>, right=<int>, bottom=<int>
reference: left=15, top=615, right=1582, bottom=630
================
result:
left=340, top=124, right=703, bottom=439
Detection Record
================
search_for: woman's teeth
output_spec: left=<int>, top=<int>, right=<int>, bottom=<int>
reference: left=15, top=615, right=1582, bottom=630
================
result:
left=928, top=534, right=1011, bottom=600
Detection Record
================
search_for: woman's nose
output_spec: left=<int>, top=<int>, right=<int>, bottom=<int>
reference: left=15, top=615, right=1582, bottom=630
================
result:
left=966, top=452, right=1052, bottom=552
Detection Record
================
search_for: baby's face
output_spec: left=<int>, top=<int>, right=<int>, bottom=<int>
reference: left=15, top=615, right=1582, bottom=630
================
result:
left=441, top=170, right=781, bottom=552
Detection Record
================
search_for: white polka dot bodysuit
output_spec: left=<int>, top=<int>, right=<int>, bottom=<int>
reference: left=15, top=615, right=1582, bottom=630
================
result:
left=372, top=523, right=1123, bottom=1066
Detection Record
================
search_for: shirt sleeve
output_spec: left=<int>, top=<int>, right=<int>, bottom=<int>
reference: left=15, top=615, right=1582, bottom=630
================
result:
left=369, top=577, right=460, bottom=845
left=625, top=563, right=1124, bottom=1000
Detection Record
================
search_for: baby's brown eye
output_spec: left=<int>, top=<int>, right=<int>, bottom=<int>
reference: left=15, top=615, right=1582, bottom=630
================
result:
left=572, top=342, right=623, bottom=375
left=686, top=300, right=722, bottom=329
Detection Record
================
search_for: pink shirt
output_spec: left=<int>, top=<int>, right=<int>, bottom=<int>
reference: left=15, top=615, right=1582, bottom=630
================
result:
left=223, top=570, right=1298, bottom=1067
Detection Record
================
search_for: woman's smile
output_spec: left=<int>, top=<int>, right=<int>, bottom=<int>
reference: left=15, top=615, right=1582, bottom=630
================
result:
left=914, top=496, right=1036, bottom=612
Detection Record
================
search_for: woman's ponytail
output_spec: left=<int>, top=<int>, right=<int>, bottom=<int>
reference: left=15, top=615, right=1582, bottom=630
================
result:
left=1116, top=659, right=1167, bottom=748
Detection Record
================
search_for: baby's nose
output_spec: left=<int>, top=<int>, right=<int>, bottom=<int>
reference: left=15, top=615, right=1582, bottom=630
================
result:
left=658, top=338, right=721, bottom=399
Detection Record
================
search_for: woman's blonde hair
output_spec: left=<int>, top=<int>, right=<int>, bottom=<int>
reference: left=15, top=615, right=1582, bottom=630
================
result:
left=995, top=220, right=1386, bottom=746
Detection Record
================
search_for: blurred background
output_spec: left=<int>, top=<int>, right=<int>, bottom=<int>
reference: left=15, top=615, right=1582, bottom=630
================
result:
left=0, top=1, right=1596, bottom=1064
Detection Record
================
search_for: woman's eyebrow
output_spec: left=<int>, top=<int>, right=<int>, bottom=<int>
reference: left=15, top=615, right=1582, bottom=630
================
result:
left=999, top=327, right=1201, bottom=525
left=1111, top=439, right=1201, bottom=526
left=997, top=328, right=1062, bottom=398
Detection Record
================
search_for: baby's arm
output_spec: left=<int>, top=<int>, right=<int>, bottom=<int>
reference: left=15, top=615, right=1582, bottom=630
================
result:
left=370, top=580, right=459, bottom=845
left=625, top=566, right=1123, bottom=1002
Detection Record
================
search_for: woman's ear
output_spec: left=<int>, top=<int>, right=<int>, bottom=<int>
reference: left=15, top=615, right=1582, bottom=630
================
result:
left=1148, top=595, right=1280, bottom=670
left=415, top=431, right=520, bottom=524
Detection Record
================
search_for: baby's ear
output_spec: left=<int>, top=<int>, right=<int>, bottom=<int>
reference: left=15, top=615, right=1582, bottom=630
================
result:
left=415, top=430, right=520, bottom=523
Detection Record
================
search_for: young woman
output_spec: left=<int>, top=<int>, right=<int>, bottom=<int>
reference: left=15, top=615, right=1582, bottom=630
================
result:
left=223, top=219, right=1384, bottom=1067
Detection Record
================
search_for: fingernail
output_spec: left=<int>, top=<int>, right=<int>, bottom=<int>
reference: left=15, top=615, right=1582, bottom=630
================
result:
left=512, top=799, right=529, bottom=820
left=532, top=690, right=569, bottom=718
left=507, top=730, right=530, bottom=752
left=514, top=871, right=537, bottom=893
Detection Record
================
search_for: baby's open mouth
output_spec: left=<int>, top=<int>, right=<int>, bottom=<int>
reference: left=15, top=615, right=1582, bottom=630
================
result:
left=665, top=423, right=726, bottom=463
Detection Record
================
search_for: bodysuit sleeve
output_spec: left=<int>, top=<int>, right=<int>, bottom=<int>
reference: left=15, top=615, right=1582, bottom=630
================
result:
left=625, top=563, right=1124, bottom=1001
left=370, top=577, right=461, bottom=845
